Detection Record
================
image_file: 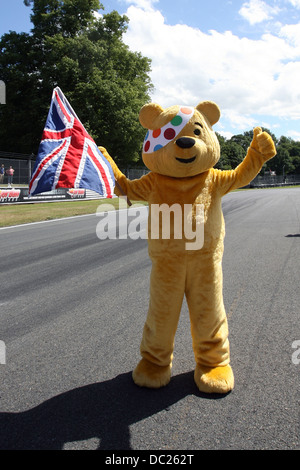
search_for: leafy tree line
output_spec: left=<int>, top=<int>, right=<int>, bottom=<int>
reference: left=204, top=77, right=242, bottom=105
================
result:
left=216, top=131, right=300, bottom=175
left=0, top=0, right=153, bottom=166
left=0, top=0, right=299, bottom=174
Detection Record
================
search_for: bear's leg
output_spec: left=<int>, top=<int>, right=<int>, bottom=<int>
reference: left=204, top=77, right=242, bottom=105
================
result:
left=186, top=251, right=234, bottom=394
left=133, top=254, right=186, bottom=388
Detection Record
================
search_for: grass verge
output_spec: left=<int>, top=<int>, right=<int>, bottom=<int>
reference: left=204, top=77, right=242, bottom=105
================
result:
left=0, top=185, right=299, bottom=228
left=0, top=198, right=147, bottom=228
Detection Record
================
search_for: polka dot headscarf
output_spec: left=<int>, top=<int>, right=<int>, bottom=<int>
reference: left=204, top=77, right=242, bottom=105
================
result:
left=143, top=106, right=195, bottom=153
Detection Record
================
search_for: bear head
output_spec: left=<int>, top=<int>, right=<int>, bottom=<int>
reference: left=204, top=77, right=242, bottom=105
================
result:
left=140, top=101, right=221, bottom=178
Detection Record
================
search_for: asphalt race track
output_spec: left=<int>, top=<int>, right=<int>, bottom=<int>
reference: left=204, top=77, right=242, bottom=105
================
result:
left=0, top=188, right=299, bottom=450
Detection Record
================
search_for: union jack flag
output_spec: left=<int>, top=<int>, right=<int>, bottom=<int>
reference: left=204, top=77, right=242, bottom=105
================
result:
left=29, top=87, right=115, bottom=198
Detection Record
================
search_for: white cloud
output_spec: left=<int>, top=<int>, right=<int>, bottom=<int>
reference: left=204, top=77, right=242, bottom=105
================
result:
left=122, top=1, right=300, bottom=135
left=222, top=109, right=257, bottom=131
left=286, top=130, right=300, bottom=141
left=239, top=0, right=280, bottom=25
left=287, top=0, right=300, bottom=8
left=218, top=130, right=235, bottom=140
left=93, top=10, right=102, bottom=20
left=123, top=0, right=158, bottom=11
left=279, top=22, right=300, bottom=48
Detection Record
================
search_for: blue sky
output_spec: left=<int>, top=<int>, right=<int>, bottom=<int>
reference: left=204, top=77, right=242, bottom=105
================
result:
left=1, top=0, right=300, bottom=140
left=1, top=1, right=244, bottom=36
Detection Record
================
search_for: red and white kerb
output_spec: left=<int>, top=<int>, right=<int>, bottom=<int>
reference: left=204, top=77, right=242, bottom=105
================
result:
left=143, top=106, right=195, bottom=154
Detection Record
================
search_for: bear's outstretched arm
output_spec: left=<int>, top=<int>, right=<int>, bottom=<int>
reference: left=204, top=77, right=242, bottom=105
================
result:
left=215, top=127, right=277, bottom=195
left=99, top=146, right=153, bottom=202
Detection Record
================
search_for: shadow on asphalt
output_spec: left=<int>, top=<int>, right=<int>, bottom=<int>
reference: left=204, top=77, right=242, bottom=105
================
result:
left=285, top=234, right=300, bottom=237
left=0, top=371, right=227, bottom=450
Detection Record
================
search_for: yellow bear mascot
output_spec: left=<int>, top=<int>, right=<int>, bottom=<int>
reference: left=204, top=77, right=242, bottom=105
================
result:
left=100, top=101, right=276, bottom=394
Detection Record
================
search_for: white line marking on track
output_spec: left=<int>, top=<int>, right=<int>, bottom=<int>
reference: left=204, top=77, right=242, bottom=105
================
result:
left=0, top=208, right=144, bottom=231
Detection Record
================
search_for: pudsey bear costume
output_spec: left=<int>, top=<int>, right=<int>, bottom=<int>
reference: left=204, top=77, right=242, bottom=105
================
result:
left=100, top=100, right=276, bottom=394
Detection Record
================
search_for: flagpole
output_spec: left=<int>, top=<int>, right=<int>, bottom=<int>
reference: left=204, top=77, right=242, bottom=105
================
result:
left=54, top=87, right=80, bottom=121
left=115, top=180, right=132, bottom=206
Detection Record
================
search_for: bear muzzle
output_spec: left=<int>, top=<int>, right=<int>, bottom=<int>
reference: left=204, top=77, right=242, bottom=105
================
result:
left=176, top=137, right=195, bottom=149
left=175, top=156, right=197, bottom=164
left=175, top=137, right=197, bottom=164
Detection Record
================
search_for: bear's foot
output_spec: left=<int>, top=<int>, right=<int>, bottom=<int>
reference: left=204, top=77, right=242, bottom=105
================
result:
left=132, top=358, right=171, bottom=389
left=194, top=364, right=234, bottom=394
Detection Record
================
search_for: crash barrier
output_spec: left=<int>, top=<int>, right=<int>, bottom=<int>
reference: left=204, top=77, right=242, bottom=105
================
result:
left=0, top=187, right=87, bottom=204
left=250, top=174, right=300, bottom=188
left=1, top=172, right=299, bottom=204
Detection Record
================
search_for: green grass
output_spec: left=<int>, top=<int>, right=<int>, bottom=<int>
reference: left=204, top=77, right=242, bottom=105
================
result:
left=0, top=198, right=147, bottom=228
left=0, top=184, right=299, bottom=228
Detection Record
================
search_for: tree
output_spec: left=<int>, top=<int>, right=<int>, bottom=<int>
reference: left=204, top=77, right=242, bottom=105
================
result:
left=24, top=0, right=102, bottom=38
left=216, top=129, right=300, bottom=176
left=0, top=31, right=42, bottom=153
left=229, top=132, right=252, bottom=152
left=215, top=133, right=232, bottom=170
left=0, top=0, right=153, bottom=166
left=216, top=133, right=245, bottom=170
left=288, top=141, right=300, bottom=174
left=270, top=135, right=297, bottom=175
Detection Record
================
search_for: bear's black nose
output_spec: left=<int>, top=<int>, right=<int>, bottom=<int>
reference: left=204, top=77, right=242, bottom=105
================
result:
left=176, top=137, right=195, bottom=149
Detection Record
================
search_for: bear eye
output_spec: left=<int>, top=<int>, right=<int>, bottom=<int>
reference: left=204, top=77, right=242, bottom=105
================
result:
left=194, top=122, right=203, bottom=137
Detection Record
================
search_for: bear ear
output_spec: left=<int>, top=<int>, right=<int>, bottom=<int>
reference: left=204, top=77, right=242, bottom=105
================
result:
left=139, top=103, right=164, bottom=129
left=196, top=101, right=221, bottom=126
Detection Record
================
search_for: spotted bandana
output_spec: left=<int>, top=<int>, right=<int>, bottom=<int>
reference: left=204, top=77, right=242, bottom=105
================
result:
left=143, top=106, right=195, bottom=153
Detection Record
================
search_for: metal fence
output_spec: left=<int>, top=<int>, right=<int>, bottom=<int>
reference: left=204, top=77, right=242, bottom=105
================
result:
left=0, top=152, right=150, bottom=187
left=0, top=153, right=34, bottom=185
left=250, top=173, right=300, bottom=187
left=121, top=168, right=149, bottom=179
left=0, top=151, right=299, bottom=188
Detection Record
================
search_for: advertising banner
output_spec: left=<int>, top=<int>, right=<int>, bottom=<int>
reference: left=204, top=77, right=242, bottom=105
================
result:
left=0, top=188, right=86, bottom=204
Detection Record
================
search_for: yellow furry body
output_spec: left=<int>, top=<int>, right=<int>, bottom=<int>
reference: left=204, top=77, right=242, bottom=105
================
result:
left=99, top=101, right=276, bottom=394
